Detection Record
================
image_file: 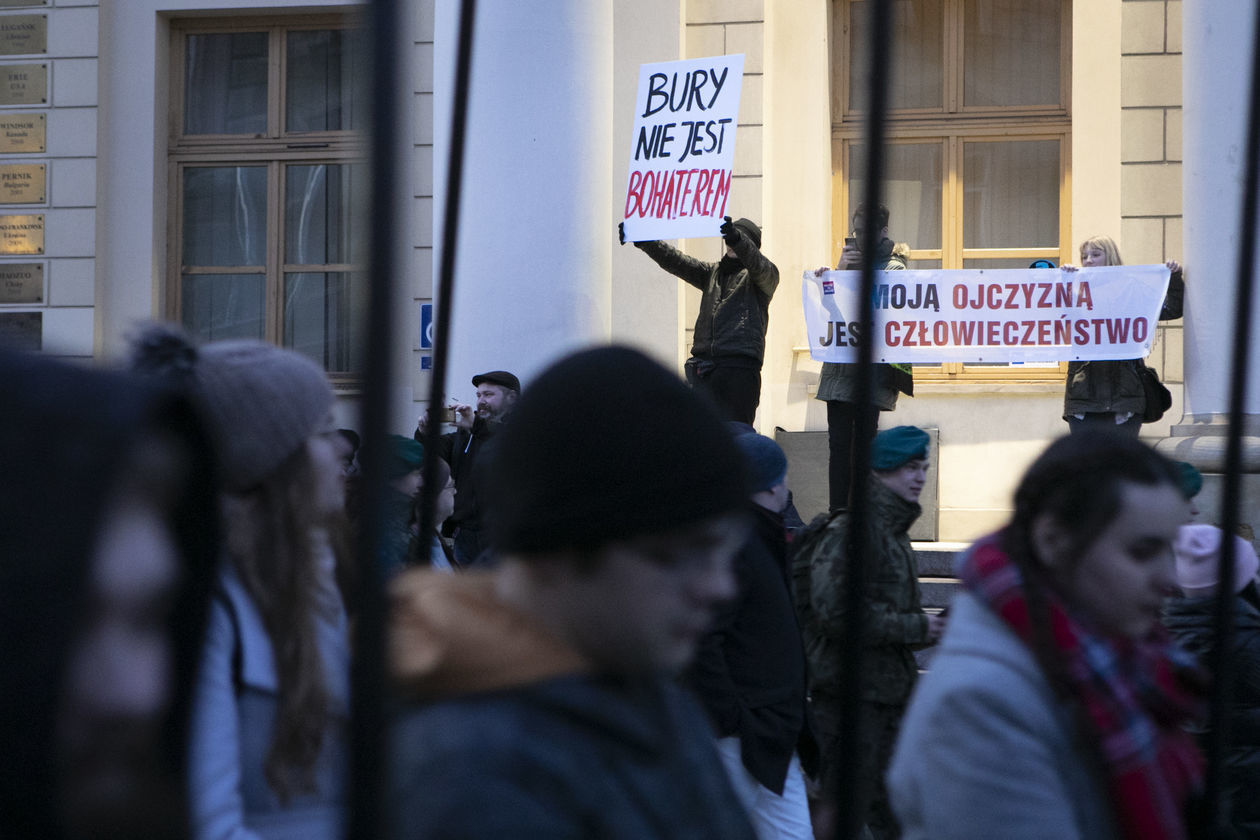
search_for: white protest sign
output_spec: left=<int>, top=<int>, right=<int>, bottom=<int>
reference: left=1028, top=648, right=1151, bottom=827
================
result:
left=802, top=265, right=1172, bottom=364
left=622, top=54, right=744, bottom=242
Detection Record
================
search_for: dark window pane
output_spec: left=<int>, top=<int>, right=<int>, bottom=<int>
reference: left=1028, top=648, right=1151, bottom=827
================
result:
left=848, top=142, right=943, bottom=250
left=185, top=32, right=268, bottom=134
left=284, top=271, right=366, bottom=372
left=850, top=0, right=944, bottom=111
left=964, top=0, right=1061, bottom=108
left=963, top=140, right=1058, bottom=249
left=181, top=273, right=265, bottom=341
left=286, top=29, right=363, bottom=132
left=183, top=167, right=267, bottom=266
left=285, top=163, right=363, bottom=265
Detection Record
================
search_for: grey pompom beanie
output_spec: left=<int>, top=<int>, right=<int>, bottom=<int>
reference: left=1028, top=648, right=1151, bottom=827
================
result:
left=189, top=340, right=334, bottom=491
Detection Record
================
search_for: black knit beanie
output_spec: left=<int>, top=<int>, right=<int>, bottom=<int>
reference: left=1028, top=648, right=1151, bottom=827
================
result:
left=733, top=217, right=761, bottom=248
left=488, top=345, right=750, bottom=554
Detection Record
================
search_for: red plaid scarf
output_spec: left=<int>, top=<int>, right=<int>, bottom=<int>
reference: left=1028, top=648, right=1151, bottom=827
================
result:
left=960, top=534, right=1207, bottom=840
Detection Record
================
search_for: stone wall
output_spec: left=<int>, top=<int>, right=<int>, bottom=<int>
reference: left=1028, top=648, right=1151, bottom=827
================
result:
left=1121, top=0, right=1184, bottom=434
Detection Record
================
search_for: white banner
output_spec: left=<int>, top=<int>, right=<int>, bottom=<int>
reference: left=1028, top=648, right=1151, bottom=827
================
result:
left=802, top=265, right=1172, bottom=364
left=621, top=54, right=744, bottom=242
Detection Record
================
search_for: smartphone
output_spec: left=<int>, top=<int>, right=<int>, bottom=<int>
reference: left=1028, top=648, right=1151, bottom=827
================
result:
left=429, top=405, right=458, bottom=424
left=844, top=236, right=857, bottom=248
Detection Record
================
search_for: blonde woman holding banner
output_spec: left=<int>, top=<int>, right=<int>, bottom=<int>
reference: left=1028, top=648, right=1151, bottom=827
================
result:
left=1061, top=235, right=1184, bottom=436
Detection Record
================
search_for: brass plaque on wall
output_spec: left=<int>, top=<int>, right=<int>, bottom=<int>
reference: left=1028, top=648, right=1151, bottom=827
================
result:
left=0, top=163, right=41, bottom=202
left=0, top=63, right=44, bottom=105
left=0, top=16, right=45, bottom=55
left=0, top=212, right=40, bottom=253
left=0, top=309, right=38, bottom=350
left=0, top=261, right=39, bottom=302
left=0, top=112, right=42, bottom=151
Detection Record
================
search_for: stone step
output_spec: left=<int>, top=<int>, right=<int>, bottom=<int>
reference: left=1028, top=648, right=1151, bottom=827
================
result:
left=912, top=541, right=970, bottom=576
left=912, top=542, right=970, bottom=670
left=920, top=578, right=962, bottom=610
left=914, top=541, right=968, bottom=612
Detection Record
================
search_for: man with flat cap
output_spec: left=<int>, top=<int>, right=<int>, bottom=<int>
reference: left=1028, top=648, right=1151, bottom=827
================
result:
left=415, top=369, right=520, bottom=566
left=792, top=425, right=945, bottom=840
left=621, top=214, right=779, bottom=425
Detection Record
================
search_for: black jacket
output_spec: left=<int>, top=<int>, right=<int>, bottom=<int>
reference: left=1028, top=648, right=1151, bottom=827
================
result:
left=685, top=503, right=811, bottom=793
left=417, top=415, right=504, bottom=535
left=635, top=228, right=779, bottom=365
left=1164, top=590, right=1260, bottom=838
left=1063, top=266, right=1185, bottom=418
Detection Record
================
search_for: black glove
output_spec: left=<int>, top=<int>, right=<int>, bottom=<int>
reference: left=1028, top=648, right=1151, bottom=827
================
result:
left=720, top=215, right=739, bottom=246
left=618, top=221, right=626, bottom=245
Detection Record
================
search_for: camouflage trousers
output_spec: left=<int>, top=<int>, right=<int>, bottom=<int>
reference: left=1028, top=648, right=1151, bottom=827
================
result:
left=810, top=693, right=905, bottom=840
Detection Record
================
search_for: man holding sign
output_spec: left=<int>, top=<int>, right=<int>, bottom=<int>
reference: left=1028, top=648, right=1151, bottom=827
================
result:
left=619, top=54, right=777, bottom=424
left=621, top=215, right=779, bottom=425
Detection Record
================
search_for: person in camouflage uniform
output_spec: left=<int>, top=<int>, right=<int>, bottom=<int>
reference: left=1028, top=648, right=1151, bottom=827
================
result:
left=793, top=425, right=945, bottom=840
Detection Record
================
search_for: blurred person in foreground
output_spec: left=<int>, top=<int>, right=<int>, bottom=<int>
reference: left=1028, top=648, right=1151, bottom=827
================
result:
left=888, top=432, right=1205, bottom=839
left=388, top=345, right=758, bottom=839
left=1164, top=524, right=1260, bottom=838
left=686, top=432, right=816, bottom=839
left=132, top=326, right=353, bottom=840
left=0, top=348, right=218, bottom=839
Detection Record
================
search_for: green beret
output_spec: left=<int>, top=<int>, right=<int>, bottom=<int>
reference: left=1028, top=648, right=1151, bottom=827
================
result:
left=871, top=425, right=929, bottom=471
left=386, top=434, right=424, bottom=480
left=1175, top=461, right=1203, bottom=500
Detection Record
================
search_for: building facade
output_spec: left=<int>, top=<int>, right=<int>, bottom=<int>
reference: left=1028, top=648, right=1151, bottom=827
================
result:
left=5, top=0, right=1256, bottom=541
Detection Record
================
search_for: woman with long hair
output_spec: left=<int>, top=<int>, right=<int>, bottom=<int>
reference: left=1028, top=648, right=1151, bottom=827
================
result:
left=1062, top=235, right=1184, bottom=436
left=132, top=327, right=353, bottom=840
left=888, top=432, right=1206, bottom=839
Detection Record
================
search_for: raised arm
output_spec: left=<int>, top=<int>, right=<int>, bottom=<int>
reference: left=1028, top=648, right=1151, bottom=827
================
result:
left=723, top=218, right=779, bottom=298
left=631, top=238, right=715, bottom=291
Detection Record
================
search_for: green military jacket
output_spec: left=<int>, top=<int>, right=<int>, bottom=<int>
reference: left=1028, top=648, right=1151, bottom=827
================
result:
left=794, top=477, right=929, bottom=705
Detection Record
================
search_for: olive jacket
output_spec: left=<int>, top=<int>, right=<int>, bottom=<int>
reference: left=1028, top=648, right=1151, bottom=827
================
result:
left=634, top=228, right=778, bottom=366
left=794, top=477, right=930, bottom=705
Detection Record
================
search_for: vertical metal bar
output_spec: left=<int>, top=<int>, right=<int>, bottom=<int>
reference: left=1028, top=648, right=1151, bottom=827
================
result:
left=417, top=0, right=478, bottom=559
left=834, top=0, right=891, bottom=838
left=347, top=0, right=399, bottom=835
left=1203, top=5, right=1260, bottom=834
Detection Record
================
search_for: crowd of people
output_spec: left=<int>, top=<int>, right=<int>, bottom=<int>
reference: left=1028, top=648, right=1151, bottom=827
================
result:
left=0, top=212, right=1251, bottom=840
